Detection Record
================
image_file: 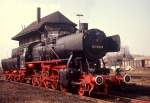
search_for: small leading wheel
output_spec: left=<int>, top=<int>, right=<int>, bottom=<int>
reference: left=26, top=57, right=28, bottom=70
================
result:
left=78, top=83, right=85, bottom=96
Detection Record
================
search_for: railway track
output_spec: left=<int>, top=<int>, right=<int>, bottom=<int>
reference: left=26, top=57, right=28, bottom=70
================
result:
left=0, top=78, right=149, bottom=103
left=108, top=94, right=150, bottom=103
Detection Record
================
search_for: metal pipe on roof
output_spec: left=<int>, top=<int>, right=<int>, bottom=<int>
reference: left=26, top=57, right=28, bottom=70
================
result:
left=37, top=7, right=41, bottom=23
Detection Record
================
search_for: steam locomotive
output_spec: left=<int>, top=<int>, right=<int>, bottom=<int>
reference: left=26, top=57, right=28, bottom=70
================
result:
left=1, top=26, right=130, bottom=96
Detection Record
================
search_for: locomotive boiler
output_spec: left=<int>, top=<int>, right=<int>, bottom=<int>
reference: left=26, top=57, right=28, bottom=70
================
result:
left=26, top=29, right=120, bottom=61
left=1, top=26, right=130, bottom=96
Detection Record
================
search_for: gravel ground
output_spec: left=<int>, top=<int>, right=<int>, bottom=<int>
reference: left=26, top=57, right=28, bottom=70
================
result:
left=0, top=80, right=110, bottom=103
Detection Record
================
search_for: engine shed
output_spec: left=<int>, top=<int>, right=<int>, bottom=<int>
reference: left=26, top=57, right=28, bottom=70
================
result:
left=12, top=8, right=77, bottom=46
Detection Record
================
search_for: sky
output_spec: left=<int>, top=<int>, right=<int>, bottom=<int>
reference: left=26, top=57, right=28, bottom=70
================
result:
left=0, top=0, right=150, bottom=60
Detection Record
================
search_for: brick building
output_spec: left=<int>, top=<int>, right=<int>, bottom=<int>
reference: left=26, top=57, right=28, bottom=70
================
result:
left=12, top=8, right=77, bottom=46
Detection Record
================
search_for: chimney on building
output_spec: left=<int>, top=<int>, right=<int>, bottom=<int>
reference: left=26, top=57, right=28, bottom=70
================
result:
left=37, top=7, right=41, bottom=23
left=79, top=23, right=88, bottom=32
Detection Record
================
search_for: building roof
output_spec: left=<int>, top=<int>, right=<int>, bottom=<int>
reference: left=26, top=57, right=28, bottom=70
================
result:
left=132, top=55, right=150, bottom=60
left=12, top=11, right=76, bottom=40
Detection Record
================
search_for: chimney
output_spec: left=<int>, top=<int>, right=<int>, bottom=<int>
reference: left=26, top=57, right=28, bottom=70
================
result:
left=79, top=23, right=88, bottom=32
left=37, top=7, right=41, bottom=23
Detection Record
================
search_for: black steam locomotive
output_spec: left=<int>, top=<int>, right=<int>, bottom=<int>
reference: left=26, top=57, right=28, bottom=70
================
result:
left=1, top=25, right=130, bottom=96
left=2, top=29, right=120, bottom=69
